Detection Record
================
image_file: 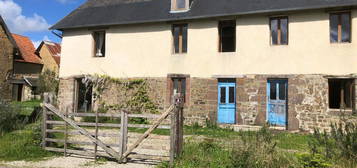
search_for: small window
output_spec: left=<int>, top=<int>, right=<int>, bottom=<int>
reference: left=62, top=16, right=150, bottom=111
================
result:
left=76, top=78, right=93, bottom=112
left=229, top=87, right=235, bottom=103
left=270, top=17, right=288, bottom=45
left=279, top=82, right=286, bottom=100
left=328, top=79, right=354, bottom=109
left=219, top=20, right=236, bottom=52
left=270, top=82, right=277, bottom=100
left=330, top=12, right=351, bottom=43
left=172, top=24, right=188, bottom=54
left=220, top=87, right=226, bottom=103
left=171, top=0, right=188, bottom=11
left=93, top=31, right=106, bottom=57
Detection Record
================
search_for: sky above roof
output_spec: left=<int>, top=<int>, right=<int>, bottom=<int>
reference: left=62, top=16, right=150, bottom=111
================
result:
left=0, top=0, right=86, bottom=47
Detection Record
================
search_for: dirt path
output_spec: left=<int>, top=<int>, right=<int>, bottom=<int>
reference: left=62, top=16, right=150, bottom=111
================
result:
left=0, top=131, right=170, bottom=168
left=0, top=156, right=158, bottom=168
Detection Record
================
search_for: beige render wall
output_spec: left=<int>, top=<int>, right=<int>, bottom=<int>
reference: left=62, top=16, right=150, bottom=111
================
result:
left=59, top=10, right=357, bottom=78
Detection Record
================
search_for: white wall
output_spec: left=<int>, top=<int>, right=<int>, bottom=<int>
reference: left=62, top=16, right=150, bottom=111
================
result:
left=59, top=10, right=357, bottom=78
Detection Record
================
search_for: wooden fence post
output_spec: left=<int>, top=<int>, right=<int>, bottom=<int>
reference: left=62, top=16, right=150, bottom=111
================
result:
left=42, top=92, right=55, bottom=149
left=94, top=108, right=99, bottom=160
left=42, top=93, right=48, bottom=149
left=64, top=106, right=69, bottom=157
left=170, top=94, right=184, bottom=165
left=119, top=110, right=128, bottom=163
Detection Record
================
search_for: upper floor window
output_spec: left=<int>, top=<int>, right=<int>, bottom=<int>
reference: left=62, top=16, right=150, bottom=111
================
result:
left=219, top=20, right=236, bottom=52
left=93, top=31, right=106, bottom=57
left=270, top=17, right=288, bottom=45
left=330, top=12, right=351, bottom=43
left=171, top=0, right=189, bottom=11
left=172, top=24, right=188, bottom=54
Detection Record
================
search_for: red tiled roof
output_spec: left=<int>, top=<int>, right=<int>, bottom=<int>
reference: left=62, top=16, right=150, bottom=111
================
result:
left=12, top=34, right=43, bottom=64
left=43, top=41, right=61, bottom=66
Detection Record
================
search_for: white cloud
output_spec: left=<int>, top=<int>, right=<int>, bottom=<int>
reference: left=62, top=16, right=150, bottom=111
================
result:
left=0, top=0, right=51, bottom=34
left=32, top=35, right=51, bottom=48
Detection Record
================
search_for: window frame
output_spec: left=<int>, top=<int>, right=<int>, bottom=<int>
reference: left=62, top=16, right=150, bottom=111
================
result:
left=218, top=20, right=237, bottom=53
left=172, top=24, right=188, bottom=54
left=329, top=11, right=351, bottom=43
left=171, top=0, right=189, bottom=11
left=269, top=16, right=289, bottom=45
left=92, top=31, right=106, bottom=57
left=328, top=79, right=355, bottom=110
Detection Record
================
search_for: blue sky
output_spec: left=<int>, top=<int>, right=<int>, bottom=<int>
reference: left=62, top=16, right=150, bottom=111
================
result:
left=0, top=0, right=86, bottom=47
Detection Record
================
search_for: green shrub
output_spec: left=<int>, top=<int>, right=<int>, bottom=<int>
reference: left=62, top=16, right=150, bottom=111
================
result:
left=37, top=69, right=59, bottom=94
left=309, top=120, right=357, bottom=167
left=0, top=102, right=26, bottom=135
left=297, top=153, right=331, bottom=168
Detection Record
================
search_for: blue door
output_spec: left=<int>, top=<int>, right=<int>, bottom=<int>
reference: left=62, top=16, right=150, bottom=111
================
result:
left=267, top=79, right=288, bottom=126
left=218, top=82, right=236, bottom=124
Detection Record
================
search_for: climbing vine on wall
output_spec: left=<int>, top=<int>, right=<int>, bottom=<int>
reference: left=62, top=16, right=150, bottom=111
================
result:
left=82, top=74, right=158, bottom=114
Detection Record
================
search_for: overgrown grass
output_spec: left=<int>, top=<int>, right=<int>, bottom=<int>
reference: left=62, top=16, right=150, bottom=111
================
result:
left=159, top=126, right=302, bottom=168
left=0, top=122, right=57, bottom=161
left=11, top=100, right=41, bottom=116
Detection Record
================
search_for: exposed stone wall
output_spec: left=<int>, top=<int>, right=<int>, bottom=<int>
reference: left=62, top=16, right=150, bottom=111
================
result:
left=57, top=75, right=357, bottom=132
left=0, top=24, right=14, bottom=101
left=186, top=78, right=217, bottom=125
left=57, top=77, right=76, bottom=113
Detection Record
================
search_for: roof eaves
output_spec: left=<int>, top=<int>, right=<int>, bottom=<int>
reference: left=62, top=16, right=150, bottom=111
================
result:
left=50, top=2, right=357, bottom=30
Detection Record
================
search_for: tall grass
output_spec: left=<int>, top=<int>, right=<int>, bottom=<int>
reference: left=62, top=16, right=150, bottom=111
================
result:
left=0, top=101, right=26, bottom=135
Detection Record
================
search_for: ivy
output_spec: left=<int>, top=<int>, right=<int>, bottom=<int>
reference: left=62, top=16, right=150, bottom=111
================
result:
left=83, top=74, right=158, bottom=114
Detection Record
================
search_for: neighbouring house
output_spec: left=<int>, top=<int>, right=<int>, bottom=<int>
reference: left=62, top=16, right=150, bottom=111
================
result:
left=11, top=34, right=43, bottom=101
left=36, top=41, right=61, bottom=74
left=52, top=0, right=357, bottom=132
left=0, top=15, right=18, bottom=101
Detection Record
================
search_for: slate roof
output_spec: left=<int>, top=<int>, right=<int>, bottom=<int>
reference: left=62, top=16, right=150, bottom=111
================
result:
left=51, top=0, right=357, bottom=30
left=37, top=41, right=61, bottom=66
left=12, top=34, right=43, bottom=65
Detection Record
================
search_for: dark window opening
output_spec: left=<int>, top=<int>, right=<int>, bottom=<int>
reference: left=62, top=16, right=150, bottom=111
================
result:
left=76, top=78, right=93, bottom=112
left=172, top=24, right=188, bottom=54
left=219, top=20, right=236, bottom=52
left=330, top=12, right=351, bottom=43
left=270, top=82, right=277, bottom=100
left=93, top=31, right=106, bottom=57
left=229, top=87, right=235, bottom=103
left=270, top=17, right=288, bottom=45
left=172, top=78, right=186, bottom=102
left=279, top=82, right=286, bottom=100
left=328, top=79, right=354, bottom=109
left=220, top=87, right=226, bottom=103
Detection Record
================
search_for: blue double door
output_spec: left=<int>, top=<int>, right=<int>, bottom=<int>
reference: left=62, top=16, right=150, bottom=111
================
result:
left=217, top=82, right=236, bottom=124
left=267, top=79, right=288, bottom=126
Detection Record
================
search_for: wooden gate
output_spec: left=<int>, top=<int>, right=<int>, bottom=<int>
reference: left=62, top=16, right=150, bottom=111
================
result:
left=42, top=93, right=184, bottom=164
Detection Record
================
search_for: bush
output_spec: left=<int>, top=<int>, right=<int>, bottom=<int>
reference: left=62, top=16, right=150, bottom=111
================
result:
left=37, top=69, right=59, bottom=94
left=297, top=153, right=331, bottom=168
left=0, top=101, right=26, bottom=135
left=309, top=120, right=357, bottom=167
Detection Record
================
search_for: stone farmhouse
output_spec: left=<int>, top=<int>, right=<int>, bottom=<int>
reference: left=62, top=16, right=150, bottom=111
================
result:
left=0, top=15, right=61, bottom=101
left=36, top=41, right=61, bottom=74
left=51, top=0, right=357, bottom=131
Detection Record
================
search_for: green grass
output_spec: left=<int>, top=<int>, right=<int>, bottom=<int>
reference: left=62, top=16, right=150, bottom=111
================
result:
left=11, top=100, right=41, bottom=116
left=0, top=123, right=57, bottom=161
